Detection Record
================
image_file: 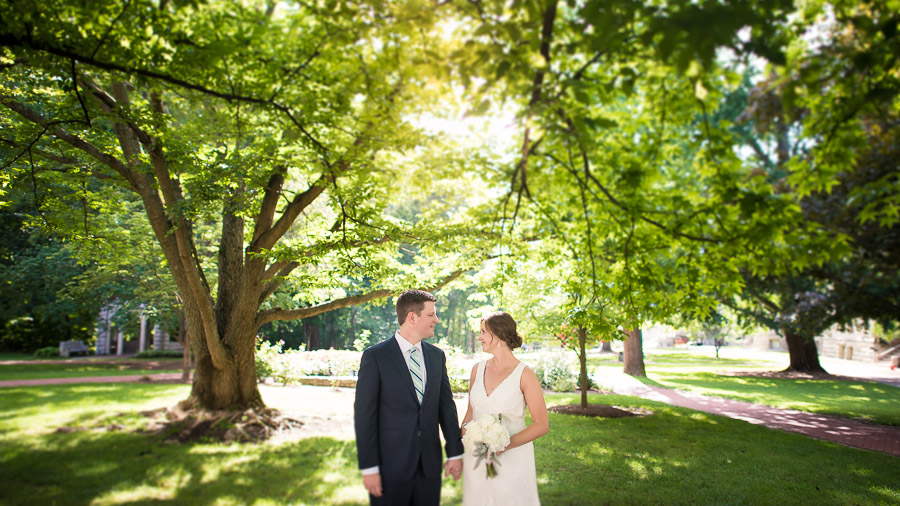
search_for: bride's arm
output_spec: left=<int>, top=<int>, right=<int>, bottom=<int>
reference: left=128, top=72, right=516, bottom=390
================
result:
left=460, top=364, right=478, bottom=436
left=503, top=367, right=549, bottom=451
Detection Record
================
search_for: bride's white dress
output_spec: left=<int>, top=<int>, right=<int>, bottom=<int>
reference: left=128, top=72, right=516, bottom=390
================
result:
left=463, top=360, right=540, bottom=506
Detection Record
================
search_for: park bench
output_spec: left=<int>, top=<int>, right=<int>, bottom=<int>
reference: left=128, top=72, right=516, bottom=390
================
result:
left=59, top=340, right=90, bottom=358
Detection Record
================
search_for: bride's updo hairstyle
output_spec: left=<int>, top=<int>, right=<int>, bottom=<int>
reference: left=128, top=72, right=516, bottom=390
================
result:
left=482, top=311, right=523, bottom=350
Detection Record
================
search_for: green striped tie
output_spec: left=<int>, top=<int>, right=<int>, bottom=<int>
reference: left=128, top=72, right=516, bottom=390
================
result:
left=409, top=347, right=424, bottom=404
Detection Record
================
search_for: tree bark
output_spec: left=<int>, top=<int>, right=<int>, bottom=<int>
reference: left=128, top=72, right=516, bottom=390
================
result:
left=577, top=326, right=589, bottom=408
left=623, top=328, right=646, bottom=377
left=783, top=329, right=827, bottom=373
left=599, top=340, right=612, bottom=352
left=305, top=321, right=321, bottom=351
left=178, top=313, right=190, bottom=383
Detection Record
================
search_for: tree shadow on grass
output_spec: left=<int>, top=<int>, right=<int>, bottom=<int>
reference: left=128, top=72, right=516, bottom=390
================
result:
left=538, top=394, right=900, bottom=505
left=651, top=372, right=900, bottom=425
left=0, top=429, right=369, bottom=505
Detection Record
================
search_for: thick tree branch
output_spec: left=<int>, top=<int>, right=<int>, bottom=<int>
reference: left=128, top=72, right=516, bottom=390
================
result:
left=1, top=98, right=139, bottom=189
left=256, top=269, right=465, bottom=325
left=252, top=165, right=288, bottom=243
left=258, top=235, right=394, bottom=303
left=249, top=173, right=330, bottom=252
left=0, top=32, right=328, bottom=153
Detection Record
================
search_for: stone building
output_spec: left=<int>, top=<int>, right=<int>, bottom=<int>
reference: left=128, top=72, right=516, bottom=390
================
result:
left=95, top=304, right=183, bottom=355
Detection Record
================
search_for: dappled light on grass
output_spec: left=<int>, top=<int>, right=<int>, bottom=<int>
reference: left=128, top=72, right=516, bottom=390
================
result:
left=2, top=385, right=898, bottom=504
left=0, top=363, right=182, bottom=381
left=872, top=485, right=900, bottom=503
left=537, top=393, right=899, bottom=504
left=646, top=369, right=900, bottom=425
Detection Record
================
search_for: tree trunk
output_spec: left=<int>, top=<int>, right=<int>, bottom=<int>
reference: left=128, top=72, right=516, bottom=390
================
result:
left=178, top=313, right=190, bottom=383
left=180, top=295, right=263, bottom=410
left=783, top=329, right=826, bottom=373
left=623, top=328, right=646, bottom=377
left=599, top=340, right=612, bottom=352
left=445, top=308, right=453, bottom=343
left=305, top=321, right=320, bottom=350
left=577, top=326, right=589, bottom=408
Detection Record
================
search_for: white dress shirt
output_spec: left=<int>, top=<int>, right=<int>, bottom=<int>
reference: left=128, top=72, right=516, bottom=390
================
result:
left=395, top=331, right=427, bottom=391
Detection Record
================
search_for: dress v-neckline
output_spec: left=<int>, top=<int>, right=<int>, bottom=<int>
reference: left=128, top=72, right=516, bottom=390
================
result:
left=482, top=360, right=521, bottom=398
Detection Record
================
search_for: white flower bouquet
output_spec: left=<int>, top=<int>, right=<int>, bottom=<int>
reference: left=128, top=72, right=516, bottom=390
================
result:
left=462, top=414, right=511, bottom=479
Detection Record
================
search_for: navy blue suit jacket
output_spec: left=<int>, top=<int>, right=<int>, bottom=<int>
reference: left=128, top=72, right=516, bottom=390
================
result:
left=354, top=336, right=464, bottom=481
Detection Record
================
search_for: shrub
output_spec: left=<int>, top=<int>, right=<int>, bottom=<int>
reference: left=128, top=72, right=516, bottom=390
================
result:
left=33, top=346, right=58, bottom=358
left=550, top=376, right=577, bottom=392
left=134, top=349, right=184, bottom=359
left=254, top=339, right=362, bottom=384
left=434, top=341, right=470, bottom=379
left=255, top=338, right=284, bottom=382
left=449, top=376, right=470, bottom=393
left=532, top=350, right=576, bottom=390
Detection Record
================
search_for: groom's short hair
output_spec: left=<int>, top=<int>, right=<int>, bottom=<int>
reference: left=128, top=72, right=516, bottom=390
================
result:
left=397, top=290, right=437, bottom=325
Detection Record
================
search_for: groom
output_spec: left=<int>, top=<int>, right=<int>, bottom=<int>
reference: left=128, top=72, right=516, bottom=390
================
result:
left=354, top=289, right=464, bottom=505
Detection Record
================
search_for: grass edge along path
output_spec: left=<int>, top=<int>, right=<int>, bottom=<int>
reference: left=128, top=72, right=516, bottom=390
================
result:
left=588, top=350, right=900, bottom=426
left=1, top=384, right=898, bottom=505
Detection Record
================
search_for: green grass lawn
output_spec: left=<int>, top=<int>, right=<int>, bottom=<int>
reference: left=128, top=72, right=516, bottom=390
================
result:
left=0, top=363, right=182, bottom=382
left=0, top=352, right=66, bottom=361
left=1, top=384, right=897, bottom=505
left=642, top=370, right=900, bottom=426
left=589, top=350, right=900, bottom=426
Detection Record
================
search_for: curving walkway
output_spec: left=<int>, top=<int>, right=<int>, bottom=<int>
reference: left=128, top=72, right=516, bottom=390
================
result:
left=597, top=368, right=900, bottom=457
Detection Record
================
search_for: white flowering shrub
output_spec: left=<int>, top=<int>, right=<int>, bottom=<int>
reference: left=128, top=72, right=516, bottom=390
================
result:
left=532, top=350, right=578, bottom=391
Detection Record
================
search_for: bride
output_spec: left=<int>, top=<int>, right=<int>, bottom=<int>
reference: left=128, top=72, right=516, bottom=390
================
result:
left=461, top=312, right=549, bottom=505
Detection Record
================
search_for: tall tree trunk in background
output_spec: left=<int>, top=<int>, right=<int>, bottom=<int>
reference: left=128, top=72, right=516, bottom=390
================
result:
left=577, top=326, right=589, bottom=408
left=599, top=340, right=612, bottom=352
left=445, top=309, right=453, bottom=343
left=783, top=329, right=826, bottom=373
left=349, top=307, right=357, bottom=347
left=305, top=321, right=320, bottom=351
left=623, top=328, right=646, bottom=377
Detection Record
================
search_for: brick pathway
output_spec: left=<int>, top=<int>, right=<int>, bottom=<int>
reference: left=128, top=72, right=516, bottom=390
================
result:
left=598, top=369, right=900, bottom=457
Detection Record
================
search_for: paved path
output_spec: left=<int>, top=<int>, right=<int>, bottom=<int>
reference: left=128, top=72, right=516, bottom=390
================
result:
left=597, top=368, right=900, bottom=457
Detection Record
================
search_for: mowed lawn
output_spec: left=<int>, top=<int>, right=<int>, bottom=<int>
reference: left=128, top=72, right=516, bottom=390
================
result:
left=1, top=382, right=898, bottom=505
left=0, top=363, right=182, bottom=382
left=589, top=350, right=900, bottom=426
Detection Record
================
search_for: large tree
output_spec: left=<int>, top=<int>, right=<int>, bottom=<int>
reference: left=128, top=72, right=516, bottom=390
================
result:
left=1, top=0, right=477, bottom=412
left=723, top=1, right=900, bottom=371
left=448, top=0, right=800, bottom=382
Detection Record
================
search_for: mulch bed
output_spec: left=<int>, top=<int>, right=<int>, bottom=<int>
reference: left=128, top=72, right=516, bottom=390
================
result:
left=548, top=404, right=651, bottom=418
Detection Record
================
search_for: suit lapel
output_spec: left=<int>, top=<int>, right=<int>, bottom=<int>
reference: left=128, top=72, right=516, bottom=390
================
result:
left=386, top=336, right=419, bottom=403
left=421, top=342, right=440, bottom=405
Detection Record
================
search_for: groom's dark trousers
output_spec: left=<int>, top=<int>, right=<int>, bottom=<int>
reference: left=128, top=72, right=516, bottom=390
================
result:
left=354, top=336, right=464, bottom=506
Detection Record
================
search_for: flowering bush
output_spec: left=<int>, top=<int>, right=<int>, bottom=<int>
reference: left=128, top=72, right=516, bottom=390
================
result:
left=532, top=350, right=577, bottom=391
left=255, top=338, right=362, bottom=384
left=255, top=338, right=285, bottom=383
left=290, top=349, right=361, bottom=377
left=434, top=341, right=472, bottom=392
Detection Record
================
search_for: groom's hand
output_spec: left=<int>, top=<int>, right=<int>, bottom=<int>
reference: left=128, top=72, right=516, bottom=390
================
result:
left=363, top=473, right=383, bottom=497
left=445, top=460, right=462, bottom=481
